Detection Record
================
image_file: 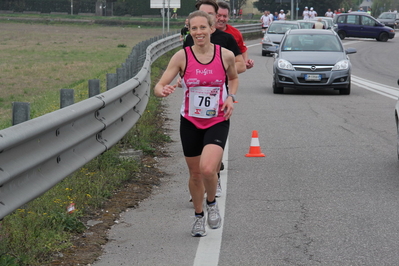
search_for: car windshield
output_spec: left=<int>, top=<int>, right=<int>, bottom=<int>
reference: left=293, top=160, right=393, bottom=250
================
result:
left=281, top=34, right=342, bottom=52
left=378, top=13, right=395, bottom=19
left=298, top=22, right=314, bottom=29
left=268, top=23, right=299, bottom=34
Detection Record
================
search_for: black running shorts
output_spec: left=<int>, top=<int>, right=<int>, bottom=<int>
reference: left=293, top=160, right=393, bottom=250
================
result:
left=179, top=116, right=230, bottom=157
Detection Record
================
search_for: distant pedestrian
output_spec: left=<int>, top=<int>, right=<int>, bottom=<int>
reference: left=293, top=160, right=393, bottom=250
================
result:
left=180, top=18, right=189, bottom=42
left=171, top=8, right=178, bottom=19
left=260, top=10, right=272, bottom=33
left=278, top=9, right=286, bottom=20
left=273, top=11, right=278, bottom=20
left=309, top=7, right=317, bottom=18
left=303, top=6, right=310, bottom=20
left=325, top=8, right=333, bottom=18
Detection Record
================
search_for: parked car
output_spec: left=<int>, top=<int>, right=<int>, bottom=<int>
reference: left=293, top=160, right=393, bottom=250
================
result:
left=270, top=29, right=356, bottom=95
left=261, top=20, right=300, bottom=56
left=297, top=20, right=327, bottom=29
left=377, top=12, right=399, bottom=29
left=333, top=12, right=395, bottom=41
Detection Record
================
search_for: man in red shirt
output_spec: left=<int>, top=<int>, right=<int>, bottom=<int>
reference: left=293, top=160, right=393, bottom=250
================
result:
left=216, top=1, right=254, bottom=69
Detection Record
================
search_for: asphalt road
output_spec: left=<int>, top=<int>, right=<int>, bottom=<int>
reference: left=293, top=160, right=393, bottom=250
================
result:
left=94, top=33, right=399, bottom=266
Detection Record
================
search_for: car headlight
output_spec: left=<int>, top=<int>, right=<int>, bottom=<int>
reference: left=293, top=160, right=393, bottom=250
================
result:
left=277, top=59, right=294, bottom=70
left=332, top=60, right=349, bottom=71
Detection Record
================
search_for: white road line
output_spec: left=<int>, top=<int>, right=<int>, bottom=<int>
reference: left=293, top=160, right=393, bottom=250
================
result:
left=193, top=141, right=229, bottom=266
left=352, top=75, right=399, bottom=100
left=247, top=43, right=260, bottom=48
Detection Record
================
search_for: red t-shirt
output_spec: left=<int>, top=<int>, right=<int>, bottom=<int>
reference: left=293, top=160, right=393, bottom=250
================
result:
left=224, top=24, right=247, bottom=54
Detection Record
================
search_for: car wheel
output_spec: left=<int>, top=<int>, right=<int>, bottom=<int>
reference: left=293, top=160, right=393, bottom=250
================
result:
left=262, top=51, right=267, bottom=56
left=338, top=30, right=346, bottom=40
left=339, top=83, right=351, bottom=95
left=377, top=32, right=389, bottom=42
left=273, top=78, right=284, bottom=94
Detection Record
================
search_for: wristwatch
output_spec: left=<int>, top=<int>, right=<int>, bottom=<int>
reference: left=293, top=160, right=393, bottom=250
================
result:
left=227, top=94, right=236, bottom=102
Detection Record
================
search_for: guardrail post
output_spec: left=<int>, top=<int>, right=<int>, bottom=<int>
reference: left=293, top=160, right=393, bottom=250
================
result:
left=116, top=67, right=125, bottom=85
left=88, top=79, right=100, bottom=97
left=106, top=73, right=117, bottom=90
left=12, top=102, right=30, bottom=125
left=139, top=42, right=145, bottom=67
left=127, top=56, right=134, bottom=78
left=60, top=88, right=75, bottom=108
left=125, top=58, right=132, bottom=79
left=131, top=48, right=139, bottom=77
left=123, top=62, right=131, bottom=80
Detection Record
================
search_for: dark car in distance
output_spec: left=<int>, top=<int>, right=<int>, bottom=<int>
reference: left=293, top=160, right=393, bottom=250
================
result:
left=333, top=12, right=395, bottom=41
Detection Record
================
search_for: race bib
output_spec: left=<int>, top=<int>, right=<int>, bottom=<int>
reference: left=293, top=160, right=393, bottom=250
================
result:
left=188, top=86, right=220, bottom=119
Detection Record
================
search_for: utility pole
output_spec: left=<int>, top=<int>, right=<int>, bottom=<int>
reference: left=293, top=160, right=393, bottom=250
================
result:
left=162, top=0, right=165, bottom=34
left=167, top=0, right=170, bottom=32
left=291, top=0, right=294, bottom=20
left=71, top=0, right=73, bottom=15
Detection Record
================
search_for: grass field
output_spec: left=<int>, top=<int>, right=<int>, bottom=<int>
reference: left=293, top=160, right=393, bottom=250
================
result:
left=0, top=21, right=164, bottom=128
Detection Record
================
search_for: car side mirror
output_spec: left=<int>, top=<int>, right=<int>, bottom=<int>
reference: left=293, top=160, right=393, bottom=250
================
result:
left=345, top=47, right=357, bottom=54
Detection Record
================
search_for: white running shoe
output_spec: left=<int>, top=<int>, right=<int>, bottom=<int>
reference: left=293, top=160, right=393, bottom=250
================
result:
left=191, top=215, right=207, bottom=237
left=206, top=202, right=222, bottom=229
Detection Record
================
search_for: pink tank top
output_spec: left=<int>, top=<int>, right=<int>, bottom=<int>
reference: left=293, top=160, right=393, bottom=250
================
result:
left=180, top=45, right=228, bottom=129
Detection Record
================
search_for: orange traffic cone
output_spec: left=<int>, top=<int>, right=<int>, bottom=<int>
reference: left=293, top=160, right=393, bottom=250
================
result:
left=245, top=130, right=265, bottom=157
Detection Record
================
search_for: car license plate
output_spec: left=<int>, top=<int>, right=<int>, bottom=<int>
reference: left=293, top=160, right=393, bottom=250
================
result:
left=304, top=74, right=321, bottom=81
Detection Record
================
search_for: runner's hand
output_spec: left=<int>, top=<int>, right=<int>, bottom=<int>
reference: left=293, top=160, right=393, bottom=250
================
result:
left=222, top=96, right=234, bottom=120
left=160, top=84, right=176, bottom=97
left=246, top=59, right=254, bottom=69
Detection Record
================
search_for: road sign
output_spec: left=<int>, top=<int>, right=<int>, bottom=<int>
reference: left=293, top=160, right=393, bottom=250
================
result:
left=150, top=0, right=180, bottom=8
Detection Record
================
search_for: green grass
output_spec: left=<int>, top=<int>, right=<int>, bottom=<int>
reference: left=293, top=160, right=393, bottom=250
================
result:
left=0, top=22, right=163, bottom=128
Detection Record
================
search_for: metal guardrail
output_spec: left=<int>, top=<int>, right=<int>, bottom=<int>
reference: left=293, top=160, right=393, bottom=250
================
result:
left=0, top=23, right=261, bottom=220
